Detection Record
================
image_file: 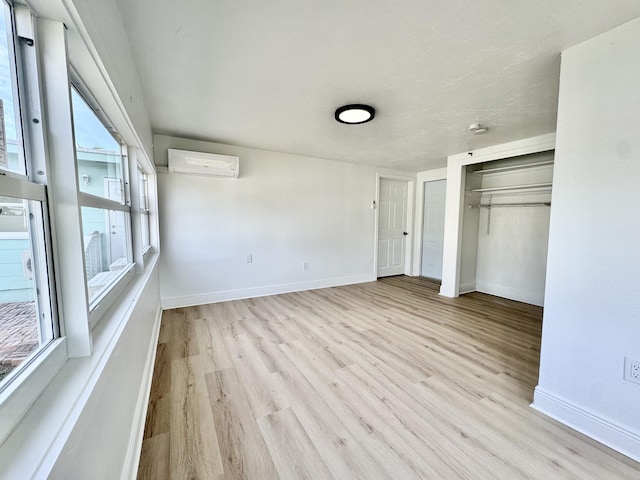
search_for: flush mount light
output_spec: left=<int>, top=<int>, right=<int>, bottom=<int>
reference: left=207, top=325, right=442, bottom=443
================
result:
left=468, top=123, right=488, bottom=135
left=335, top=104, right=375, bottom=124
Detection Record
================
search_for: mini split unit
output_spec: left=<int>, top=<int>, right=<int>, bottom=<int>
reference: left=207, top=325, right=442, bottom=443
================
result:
left=168, top=149, right=240, bottom=178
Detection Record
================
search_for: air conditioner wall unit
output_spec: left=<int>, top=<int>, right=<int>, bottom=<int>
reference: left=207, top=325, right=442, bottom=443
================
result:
left=168, top=149, right=239, bottom=178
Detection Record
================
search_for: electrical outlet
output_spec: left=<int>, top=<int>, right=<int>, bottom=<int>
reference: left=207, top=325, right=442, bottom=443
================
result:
left=303, top=262, right=309, bottom=271
left=246, top=254, right=252, bottom=263
left=624, top=357, right=640, bottom=385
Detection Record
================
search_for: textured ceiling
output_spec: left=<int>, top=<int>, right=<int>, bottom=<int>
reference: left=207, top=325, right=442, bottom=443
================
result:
left=114, top=1, right=640, bottom=172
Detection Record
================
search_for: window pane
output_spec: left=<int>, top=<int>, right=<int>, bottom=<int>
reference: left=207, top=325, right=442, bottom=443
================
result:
left=141, top=213, right=150, bottom=251
left=71, top=88, right=123, bottom=200
left=81, top=206, right=130, bottom=303
left=138, top=170, right=148, bottom=211
left=0, top=2, right=24, bottom=175
left=0, top=196, right=53, bottom=386
left=138, top=169, right=150, bottom=249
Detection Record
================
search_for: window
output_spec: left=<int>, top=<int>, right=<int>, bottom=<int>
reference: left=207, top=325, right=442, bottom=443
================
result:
left=138, top=165, right=151, bottom=253
left=0, top=194, right=55, bottom=387
left=71, top=88, right=124, bottom=200
left=0, top=1, right=21, bottom=176
left=71, top=87, right=133, bottom=307
left=0, top=1, right=55, bottom=390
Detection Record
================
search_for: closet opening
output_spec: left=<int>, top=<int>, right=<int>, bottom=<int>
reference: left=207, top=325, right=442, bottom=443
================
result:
left=459, top=151, right=554, bottom=306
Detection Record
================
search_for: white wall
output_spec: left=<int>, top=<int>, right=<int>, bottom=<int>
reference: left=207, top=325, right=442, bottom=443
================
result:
left=155, top=135, right=413, bottom=307
left=475, top=199, right=550, bottom=305
left=533, top=18, right=640, bottom=461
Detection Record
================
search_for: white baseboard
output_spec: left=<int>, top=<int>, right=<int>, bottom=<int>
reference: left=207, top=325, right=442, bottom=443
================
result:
left=161, top=274, right=377, bottom=309
left=475, top=280, right=544, bottom=306
left=122, top=305, right=163, bottom=480
left=532, top=387, right=640, bottom=463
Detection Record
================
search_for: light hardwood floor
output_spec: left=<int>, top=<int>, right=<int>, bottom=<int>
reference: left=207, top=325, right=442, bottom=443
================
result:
left=138, top=276, right=640, bottom=479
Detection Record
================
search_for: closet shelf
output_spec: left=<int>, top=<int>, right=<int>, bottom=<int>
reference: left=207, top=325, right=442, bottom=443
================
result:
left=472, top=160, right=554, bottom=175
left=471, top=182, right=552, bottom=193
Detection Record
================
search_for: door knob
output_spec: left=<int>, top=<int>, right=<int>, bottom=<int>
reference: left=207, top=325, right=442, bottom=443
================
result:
left=403, top=232, right=408, bottom=236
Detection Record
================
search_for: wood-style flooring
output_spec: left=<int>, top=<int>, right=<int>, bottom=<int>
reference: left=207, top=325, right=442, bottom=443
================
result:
left=137, top=276, right=640, bottom=479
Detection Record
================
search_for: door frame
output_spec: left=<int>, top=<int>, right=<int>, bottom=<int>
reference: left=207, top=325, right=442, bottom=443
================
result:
left=412, top=168, right=447, bottom=277
left=104, top=177, right=121, bottom=266
left=374, top=173, right=415, bottom=278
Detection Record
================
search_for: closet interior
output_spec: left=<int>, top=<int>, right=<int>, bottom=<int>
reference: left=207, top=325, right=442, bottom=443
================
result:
left=459, top=151, right=555, bottom=306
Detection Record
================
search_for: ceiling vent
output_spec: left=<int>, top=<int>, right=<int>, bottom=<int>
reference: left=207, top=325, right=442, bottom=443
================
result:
left=168, top=149, right=239, bottom=178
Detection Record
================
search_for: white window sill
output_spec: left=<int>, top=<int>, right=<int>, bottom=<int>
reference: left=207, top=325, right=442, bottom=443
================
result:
left=0, top=338, right=67, bottom=444
left=89, top=263, right=136, bottom=329
left=142, top=245, right=153, bottom=262
left=0, top=253, right=159, bottom=479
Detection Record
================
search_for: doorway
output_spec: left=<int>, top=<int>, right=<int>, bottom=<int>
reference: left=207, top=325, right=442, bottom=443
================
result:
left=377, top=178, right=409, bottom=278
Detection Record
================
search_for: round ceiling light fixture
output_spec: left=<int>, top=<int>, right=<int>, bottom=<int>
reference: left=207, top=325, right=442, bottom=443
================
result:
left=335, top=104, right=375, bottom=124
left=468, top=123, right=488, bottom=135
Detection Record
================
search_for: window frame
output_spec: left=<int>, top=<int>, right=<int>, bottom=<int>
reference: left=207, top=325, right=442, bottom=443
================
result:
left=0, top=0, right=58, bottom=381
left=70, top=81, right=137, bottom=325
left=0, top=175, right=58, bottom=387
left=0, top=0, right=65, bottom=441
left=137, top=164, right=152, bottom=256
left=0, top=0, right=25, bottom=176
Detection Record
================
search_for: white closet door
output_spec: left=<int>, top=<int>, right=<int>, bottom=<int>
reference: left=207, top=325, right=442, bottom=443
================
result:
left=421, top=180, right=446, bottom=280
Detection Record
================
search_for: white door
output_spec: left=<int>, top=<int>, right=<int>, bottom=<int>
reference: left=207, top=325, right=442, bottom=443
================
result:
left=105, top=178, right=126, bottom=265
left=421, top=179, right=446, bottom=280
left=377, top=178, right=408, bottom=277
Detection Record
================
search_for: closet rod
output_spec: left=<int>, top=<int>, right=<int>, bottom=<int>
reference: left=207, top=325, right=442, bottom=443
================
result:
left=469, top=202, right=551, bottom=208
